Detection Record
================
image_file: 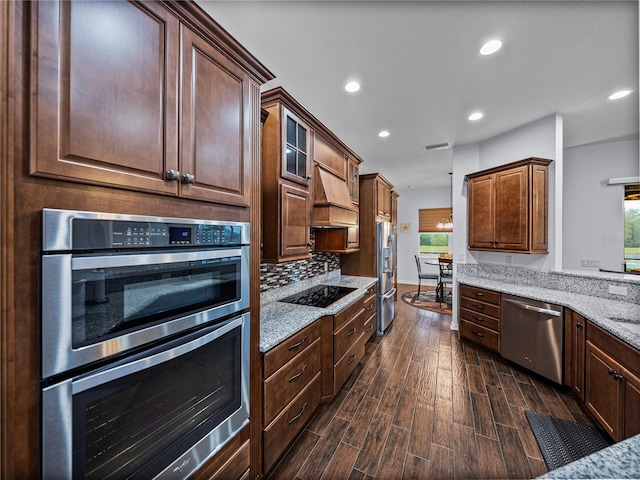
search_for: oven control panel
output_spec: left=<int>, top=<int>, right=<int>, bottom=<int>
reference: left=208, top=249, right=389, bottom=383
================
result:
left=69, top=218, right=247, bottom=249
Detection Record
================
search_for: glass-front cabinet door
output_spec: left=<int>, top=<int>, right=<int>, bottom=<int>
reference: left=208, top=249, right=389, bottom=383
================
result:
left=281, top=107, right=311, bottom=187
left=348, top=157, right=360, bottom=205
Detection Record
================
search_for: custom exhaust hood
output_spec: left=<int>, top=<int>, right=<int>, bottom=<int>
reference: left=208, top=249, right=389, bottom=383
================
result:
left=312, top=165, right=358, bottom=228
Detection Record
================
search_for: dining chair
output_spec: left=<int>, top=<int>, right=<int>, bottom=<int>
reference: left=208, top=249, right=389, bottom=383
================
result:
left=414, top=254, right=439, bottom=300
left=437, top=259, right=453, bottom=304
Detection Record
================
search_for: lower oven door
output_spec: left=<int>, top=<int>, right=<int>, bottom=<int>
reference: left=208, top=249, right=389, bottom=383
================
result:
left=42, top=313, right=249, bottom=479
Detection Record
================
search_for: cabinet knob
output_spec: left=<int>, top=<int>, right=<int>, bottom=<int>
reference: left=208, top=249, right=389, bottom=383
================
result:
left=182, top=173, right=195, bottom=184
left=576, top=322, right=583, bottom=329
left=306, top=242, right=313, bottom=248
left=306, top=175, right=312, bottom=180
left=165, top=170, right=180, bottom=181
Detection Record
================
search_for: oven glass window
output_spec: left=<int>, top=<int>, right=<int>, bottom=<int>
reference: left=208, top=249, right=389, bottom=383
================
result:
left=72, top=326, right=241, bottom=479
left=71, top=257, right=241, bottom=347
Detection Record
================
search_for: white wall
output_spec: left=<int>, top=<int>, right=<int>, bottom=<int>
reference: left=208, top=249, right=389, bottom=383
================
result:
left=457, top=113, right=563, bottom=272
left=563, top=139, right=640, bottom=272
left=395, top=185, right=450, bottom=285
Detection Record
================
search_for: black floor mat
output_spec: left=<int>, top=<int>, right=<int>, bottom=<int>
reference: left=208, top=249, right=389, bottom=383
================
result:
left=525, top=410, right=613, bottom=470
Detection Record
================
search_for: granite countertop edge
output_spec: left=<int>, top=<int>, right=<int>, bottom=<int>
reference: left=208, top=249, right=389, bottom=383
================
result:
left=457, top=274, right=640, bottom=351
left=536, top=433, right=640, bottom=479
left=260, top=275, right=378, bottom=353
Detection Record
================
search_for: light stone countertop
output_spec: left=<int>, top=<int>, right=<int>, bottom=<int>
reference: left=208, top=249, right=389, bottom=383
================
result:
left=457, top=273, right=640, bottom=351
left=537, top=433, right=640, bottom=479
left=260, top=273, right=377, bottom=353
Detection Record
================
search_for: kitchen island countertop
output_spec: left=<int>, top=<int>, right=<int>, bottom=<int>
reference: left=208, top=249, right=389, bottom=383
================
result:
left=260, top=274, right=377, bottom=353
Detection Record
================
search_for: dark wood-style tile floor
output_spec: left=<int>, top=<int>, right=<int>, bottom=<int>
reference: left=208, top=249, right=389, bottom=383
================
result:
left=268, top=283, right=597, bottom=480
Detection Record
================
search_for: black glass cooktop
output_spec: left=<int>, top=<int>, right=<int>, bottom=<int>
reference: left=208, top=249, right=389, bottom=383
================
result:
left=279, top=285, right=357, bottom=308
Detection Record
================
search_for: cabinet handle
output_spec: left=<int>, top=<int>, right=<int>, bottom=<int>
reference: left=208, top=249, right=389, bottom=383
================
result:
left=182, top=173, right=195, bottom=184
left=366, top=288, right=374, bottom=294
left=288, top=336, right=308, bottom=351
left=306, top=175, right=312, bottom=180
left=306, top=242, right=313, bottom=248
left=366, top=324, right=373, bottom=332
left=473, top=304, right=484, bottom=310
left=347, top=354, right=357, bottom=365
left=289, top=364, right=307, bottom=382
left=576, top=322, right=583, bottom=328
left=347, top=327, right=357, bottom=337
left=475, top=292, right=484, bottom=297
left=473, top=316, right=485, bottom=322
left=366, top=304, right=374, bottom=311
left=473, top=331, right=485, bottom=338
left=288, top=402, right=308, bottom=424
left=165, top=169, right=180, bottom=181
left=613, top=373, right=624, bottom=381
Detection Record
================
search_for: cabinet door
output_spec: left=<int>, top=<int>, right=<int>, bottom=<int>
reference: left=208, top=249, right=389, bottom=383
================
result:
left=32, top=0, right=179, bottom=194
left=281, top=109, right=311, bottom=187
left=468, top=174, right=495, bottom=249
left=348, top=158, right=360, bottom=205
left=564, top=310, right=586, bottom=401
left=181, top=27, right=251, bottom=206
left=280, top=183, right=311, bottom=259
left=585, top=341, right=622, bottom=440
left=622, top=366, right=640, bottom=440
left=377, top=181, right=391, bottom=219
left=495, top=166, right=529, bottom=250
left=315, top=134, right=346, bottom=179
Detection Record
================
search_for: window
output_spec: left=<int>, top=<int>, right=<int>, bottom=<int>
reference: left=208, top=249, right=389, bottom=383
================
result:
left=624, top=184, right=640, bottom=273
left=418, top=208, right=452, bottom=257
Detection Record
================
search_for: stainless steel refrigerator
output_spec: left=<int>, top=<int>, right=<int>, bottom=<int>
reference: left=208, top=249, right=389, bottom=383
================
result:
left=376, top=221, right=397, bottom=335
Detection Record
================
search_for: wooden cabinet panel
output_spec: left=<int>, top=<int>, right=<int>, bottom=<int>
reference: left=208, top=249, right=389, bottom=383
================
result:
left=458, top=285, right=501, bottom=353
left=460, top=307, right=500, bottom=331
left=314, top=226, right=359, bottom=253
left=459, top=297, right=501, bottom=321
left=458, top=285, right=501, bottom=305
left=467, top=158, right=551, bottom=253
left=280, top=183, right=311, bottom=259
left=459, top=319, right=500, bottom=352
left=585, top=340, right=621, bottom=439
left=263, top=321, right=322, bottom=378
left=377, top=180, right=392, bottom=220
left=334, top=309, right=364, bottom=363
left=263, top=373, right=322, bottom=473
left=622, top=366, right=640, bottom=440
left=315, top=134, right=346, bottom=179
left=264, top=338, right=321, bottom=425
left=564, top=309, right=586, bottom=401
left=180, top=27, right=251, bottom=206
left=334, top=338, right=365, bottom=393
left=32, top=0, right=179, bottom=194
left=348, top=158, right=360, bottom=205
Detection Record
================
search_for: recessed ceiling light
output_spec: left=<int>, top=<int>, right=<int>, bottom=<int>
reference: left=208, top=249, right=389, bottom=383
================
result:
left=608, top=89, right=632, bottom=100
left=345, top=81, right=360, bottom=93
left=378, top=130, right=390, bottom=138
left=468, top=112, right=484, bottom=121
left=480, top=39, right=502, bottom=56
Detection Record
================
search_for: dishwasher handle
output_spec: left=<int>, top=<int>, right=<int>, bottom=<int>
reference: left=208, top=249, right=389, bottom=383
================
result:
left=503, top=297, right=562, bottom=317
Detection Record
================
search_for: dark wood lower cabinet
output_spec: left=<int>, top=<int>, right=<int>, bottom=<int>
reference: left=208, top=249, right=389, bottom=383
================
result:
left=585, top=323, right=640, bottom=442
left=564, top=309, right=586, bottom=401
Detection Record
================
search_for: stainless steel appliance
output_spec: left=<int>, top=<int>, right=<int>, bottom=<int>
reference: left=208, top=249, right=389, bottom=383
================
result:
left=41, top=209, right=249, bottom=377
left=40, top=209, right=250, bottom=479
left=376, top=221, right=397, bottom=335
left=501, top=294, right=564, bottom=384
left=279, top=285, right=358, bottom=308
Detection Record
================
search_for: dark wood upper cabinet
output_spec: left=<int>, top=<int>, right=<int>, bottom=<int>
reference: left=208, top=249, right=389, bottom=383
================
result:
left=31, top=0, right=268, bottom=207
left=467, top=158, right=551, bottom=253
left=180, top=26, right=251, bottom=206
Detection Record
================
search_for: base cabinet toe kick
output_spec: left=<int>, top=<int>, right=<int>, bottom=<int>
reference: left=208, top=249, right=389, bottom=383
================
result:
left=458, top=282, right=640, bottom=444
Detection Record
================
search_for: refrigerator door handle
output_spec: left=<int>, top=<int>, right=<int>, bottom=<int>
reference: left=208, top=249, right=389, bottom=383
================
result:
left=382, top=287, right=396, bottom=300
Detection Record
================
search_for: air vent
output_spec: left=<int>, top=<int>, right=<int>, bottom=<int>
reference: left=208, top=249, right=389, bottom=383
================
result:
left=424, top=142, right=451, bottom=151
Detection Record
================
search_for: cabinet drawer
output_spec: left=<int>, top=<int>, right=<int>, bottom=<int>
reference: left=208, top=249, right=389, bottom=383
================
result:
left=334, top=336, right=365, bottom=392
left=460, top=307, right=500, bottom=331
left=362, top=312, right=375, bottom=345
left=364, top=283, right=377, bottom=298
left=460, top=296, right=500, bottom=319
left=363, top=294, right=376, bottom=318
left=263, top=321, right=321, bottom=378
left=460, top=319, right=500, bottom=353
left=264, top=373, right=322, bottom=473
left=334, top=310, right=363, bottom=363
left=459, top=285, right=501, bottom=306
left=264, top=338, right=322, bottom=425
left=334, top=298, right=364, bottom=331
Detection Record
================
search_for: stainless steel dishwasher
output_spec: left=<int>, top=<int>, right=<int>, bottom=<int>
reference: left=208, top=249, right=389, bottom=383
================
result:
left=501, top=294, right=564, bottom=384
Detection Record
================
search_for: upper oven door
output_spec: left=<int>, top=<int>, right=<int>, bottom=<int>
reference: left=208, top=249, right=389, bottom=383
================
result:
left=41, top=247, right=249, bottom=378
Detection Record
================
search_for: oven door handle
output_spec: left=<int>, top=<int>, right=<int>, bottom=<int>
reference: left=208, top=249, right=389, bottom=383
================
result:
left=71, top=315, right=244, bottom=394
left=71, top=248, right=245, bottom=270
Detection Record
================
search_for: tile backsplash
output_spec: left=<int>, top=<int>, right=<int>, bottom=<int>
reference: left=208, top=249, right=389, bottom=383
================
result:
left=260, top=252, right=340, bottom=292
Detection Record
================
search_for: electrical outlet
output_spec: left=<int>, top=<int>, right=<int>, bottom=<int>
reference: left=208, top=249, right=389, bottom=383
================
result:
left=506, top=255, right=513, bottom=265
left=581, top=259, right=601, bottom=268
left=609, top=285, right=628, bottom=296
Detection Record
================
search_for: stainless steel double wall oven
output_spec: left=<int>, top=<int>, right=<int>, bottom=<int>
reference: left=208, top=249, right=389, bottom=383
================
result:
left=40, top=209, right=250, bottom=479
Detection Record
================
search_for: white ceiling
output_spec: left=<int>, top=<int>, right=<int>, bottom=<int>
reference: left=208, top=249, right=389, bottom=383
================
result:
left=197, top=1, right=639, bottom=189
